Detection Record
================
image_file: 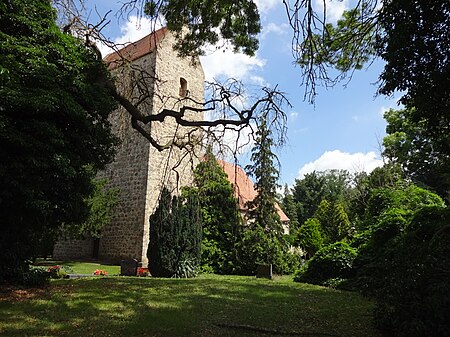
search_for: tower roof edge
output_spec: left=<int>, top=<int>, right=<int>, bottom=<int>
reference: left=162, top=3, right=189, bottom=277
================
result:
left=104, top=26, right=168, bottom=68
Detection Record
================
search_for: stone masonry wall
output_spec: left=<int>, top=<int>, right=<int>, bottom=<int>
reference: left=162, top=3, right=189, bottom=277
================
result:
left=141, top=32, right=205, bottom=265
left=53, top=30, right=205, bottom=265
left=96, top=53, right=157, bottom=263
left=53, top=238, right=94, bottom=260
left=98, top=30, right=204, bottom=265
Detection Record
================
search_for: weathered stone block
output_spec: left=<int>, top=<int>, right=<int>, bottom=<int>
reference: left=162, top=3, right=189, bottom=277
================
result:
left=256, top=264, right=273, bottom=279
left=120, top=259, right=138, bottom=276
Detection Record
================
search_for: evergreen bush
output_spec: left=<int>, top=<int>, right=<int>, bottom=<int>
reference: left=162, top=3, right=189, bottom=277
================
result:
left=148, top=188, right=201, bottom=278
left=294, top=242, right=357, bottom=285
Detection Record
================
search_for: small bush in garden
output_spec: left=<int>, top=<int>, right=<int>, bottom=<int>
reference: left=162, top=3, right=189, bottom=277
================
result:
left=47, top=265, right=68, bottom=279
left=172, top=258, right=198, bottom=278
left=21, top=266, right=51, bottom=286
left=293, top=242, right=357, bottom=286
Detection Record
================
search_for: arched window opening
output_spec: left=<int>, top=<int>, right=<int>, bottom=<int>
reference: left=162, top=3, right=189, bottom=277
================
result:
left=179, top=77, right=188, bottom=97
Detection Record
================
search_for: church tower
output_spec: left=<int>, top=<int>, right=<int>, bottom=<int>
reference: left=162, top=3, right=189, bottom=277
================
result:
left=53, top=28, right=205, bottom=265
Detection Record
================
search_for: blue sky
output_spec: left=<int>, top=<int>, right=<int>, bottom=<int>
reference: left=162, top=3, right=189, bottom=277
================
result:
left=88, top=0, right=398, bottom=186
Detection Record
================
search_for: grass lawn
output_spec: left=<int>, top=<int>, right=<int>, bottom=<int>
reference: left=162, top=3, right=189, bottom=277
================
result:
left=0, top=274, right=381, bottom=337
left=34, top=259, right=121, bottom=275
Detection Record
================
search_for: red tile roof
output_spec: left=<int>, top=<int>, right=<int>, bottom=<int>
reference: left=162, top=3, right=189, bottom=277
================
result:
left=104, top=27, right=168, bottom=68
left=218, top=160, right=289, bottom=223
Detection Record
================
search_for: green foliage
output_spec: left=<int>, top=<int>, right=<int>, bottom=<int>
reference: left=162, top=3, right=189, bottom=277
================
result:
left=315, top=199, right=352, bottom=243
left=293, top=170, right=351, bottom=225
left=351, top=185, right=445, bottom=293
left=280, top=184, right=299, bottom=232
left=346, top=178, right=449, bottom=337
left=294, top=242, right=357, bottom=286
left=383, top=107, right=450, bottom=198
left=299, top=6, right=376, bottom=73
left=0, top=0, right=117, bottom=283
left=59, top=177, right=119, bottom=240
left=366, top=206, right=450, bottom=337
left=296, top=218, right=323, bottom=259
left=377, top=1, right=450, bottom=132
left=238, top=115, right=295, bottom=275
left=80, top=178, right=119, bottom=238
left=363, top=183, right=445, bottom=228
left=144, top=0, right=261, bottom=57
left=172, top=258, right=198, bottom=279
left=0, top=264, right=50, bottom=287
left=347, top=164, right=405, bottom=227
left=20, top=266, right=51, bottom=287
left=236, top=226, right=296, bottom=275
left=193, top=148, right=242, bottom=274
left=377, top=1, right=450, bottom=203
left=47, top=265, right=68, bottom=279
left=245, top=116, right=282, bottom=231
left=148, top=188, right=202, bottom=278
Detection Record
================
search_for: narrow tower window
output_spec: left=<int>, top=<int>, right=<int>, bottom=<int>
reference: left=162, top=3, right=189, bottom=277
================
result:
left=179, top=77, right=188, bottom=97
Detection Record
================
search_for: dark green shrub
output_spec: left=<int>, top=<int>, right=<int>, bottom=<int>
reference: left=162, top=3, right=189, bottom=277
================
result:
left=148, top=188, right=201, bottom=278
left=172, top=258, right=199, bottom=278
left=1, top=264, right=50, bottom=287
left=234, top=226, right=297, bottom=275
left=21, top=266, right=51, bottom=286
left=371, top=206, right=450, bottom=337
left=370, top=208, right=409, bottom=247
left=294, top=242, right=357, bottom=285
left=193, top=149, right=242, bottom=275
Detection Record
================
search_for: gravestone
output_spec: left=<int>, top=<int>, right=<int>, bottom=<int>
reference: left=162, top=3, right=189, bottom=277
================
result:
left=256, top=264, right=273, bottom=279
left=120, top=259, right=138, bottom=276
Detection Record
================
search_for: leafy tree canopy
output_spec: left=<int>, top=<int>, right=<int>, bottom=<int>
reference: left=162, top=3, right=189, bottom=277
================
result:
left=293, top=170, right=351, bottom=224
left=0, top=0, right=117, bottom=279
left=143, top=0, right=261, bottom=57
left=383, top=107, right=450, bottom=199
left=281, top=184, right=299, bottom=232
left=314, top=199, right=352, bottom=244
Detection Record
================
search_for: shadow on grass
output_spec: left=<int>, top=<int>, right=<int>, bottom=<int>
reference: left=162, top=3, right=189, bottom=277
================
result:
left=0, top=275, right=381, bottom=337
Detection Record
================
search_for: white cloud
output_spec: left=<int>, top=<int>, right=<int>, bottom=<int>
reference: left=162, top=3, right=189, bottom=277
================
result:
left=298, top=150, right=383, bottom=178
left=200, top=49, right=266, bottom=83
left=98, top=15, right=266, bottom=84
left=261, top=22, right=289, bottom=39
left=289, top=111, right=299, bottom=121
left=378, top=96, right=403, bottom=116
left=314, top=0, right=350, bottom=23
left=114, top=16, right=159, bottom=45
left=379, top=106, right=390, bottom=117
left=254, top=0, right=280, bottom=14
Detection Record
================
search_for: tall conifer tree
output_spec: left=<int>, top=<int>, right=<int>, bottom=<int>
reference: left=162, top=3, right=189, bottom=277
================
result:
left=245, top=115, right=282, bottom=233
left=194, top=147, right=241, bottom=274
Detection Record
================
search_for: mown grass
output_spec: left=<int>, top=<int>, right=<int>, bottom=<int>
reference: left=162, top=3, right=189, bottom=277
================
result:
left=0, top=274, right=381, bottom=337
left=35, top=259, right=121, bottom=275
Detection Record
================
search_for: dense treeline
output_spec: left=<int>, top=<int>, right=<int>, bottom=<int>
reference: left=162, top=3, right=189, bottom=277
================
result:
left=0, top=0, right=117, bottom=284
left=285, top=165, right=449, bottom=336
